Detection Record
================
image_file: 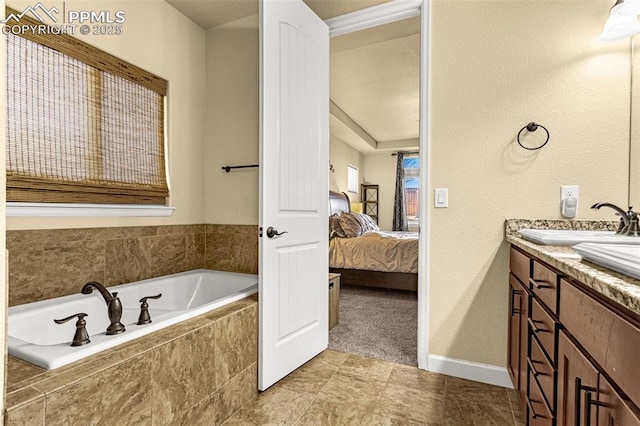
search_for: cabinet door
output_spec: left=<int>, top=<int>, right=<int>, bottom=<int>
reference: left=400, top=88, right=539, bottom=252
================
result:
left=508, top=273, right=523, bottom=389
left=557, top=331, right=600, bottom=426
left=598, top=376, right=640, bottom=426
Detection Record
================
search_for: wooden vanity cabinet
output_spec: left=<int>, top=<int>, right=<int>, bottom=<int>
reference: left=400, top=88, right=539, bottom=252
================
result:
left=508, top=245, right=640, bottom=426
left=509, top=272, right=530, bottom=410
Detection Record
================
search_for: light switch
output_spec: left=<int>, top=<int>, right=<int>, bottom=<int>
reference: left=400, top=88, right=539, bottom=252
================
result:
left=435, top=188, right=448, bottom=208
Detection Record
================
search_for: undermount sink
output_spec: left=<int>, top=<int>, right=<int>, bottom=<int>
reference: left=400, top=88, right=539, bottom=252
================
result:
left=573, top=243, right=640, bottom=280
left=518, top=229, right=640, bottom=246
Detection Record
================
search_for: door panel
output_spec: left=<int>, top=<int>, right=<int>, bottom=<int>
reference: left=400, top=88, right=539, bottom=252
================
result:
left=259, top=0, right=329, bottom=391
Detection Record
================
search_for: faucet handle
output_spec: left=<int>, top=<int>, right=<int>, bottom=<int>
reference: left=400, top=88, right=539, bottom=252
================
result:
left=137, top=293, right=162, bottom=325
left=54, top=313, right=90, bottom=346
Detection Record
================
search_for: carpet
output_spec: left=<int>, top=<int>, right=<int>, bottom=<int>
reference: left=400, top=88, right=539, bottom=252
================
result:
left=328, top=285, right=417, bottom=366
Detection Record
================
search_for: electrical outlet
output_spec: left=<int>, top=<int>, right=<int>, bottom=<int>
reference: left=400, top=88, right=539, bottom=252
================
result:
left=561, top=185, right=579, bottom=199
left=561, top=185, right=579, bottom=218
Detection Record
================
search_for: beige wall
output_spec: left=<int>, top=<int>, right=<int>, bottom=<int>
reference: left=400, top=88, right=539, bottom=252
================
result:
left=204, top=15, right=259, bottom=225
left=363, top=153, right=396, bottom=231
left=6, top=0, right=207, bottom=230
left=428, top=0, right=630, bottom=367
left=330, top=135, right=364, bottom=203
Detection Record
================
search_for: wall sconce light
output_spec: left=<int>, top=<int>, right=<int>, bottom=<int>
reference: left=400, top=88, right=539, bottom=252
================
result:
left=600, top=0, right=640, bottom=41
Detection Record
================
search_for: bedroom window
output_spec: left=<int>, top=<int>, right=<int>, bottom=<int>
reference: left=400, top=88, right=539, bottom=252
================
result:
left=404, top=156, right=419, bottom=224
left=6, top=11, right=169, bottom=205
left=347, top=164, right=359, bottom=193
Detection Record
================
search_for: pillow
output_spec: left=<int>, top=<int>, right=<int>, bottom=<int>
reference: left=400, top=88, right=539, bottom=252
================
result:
left=338, top=212, right=368, bottom=237
left=360, top=213, right=380, bottom=232
left=329, top=214, right=346, bottom=238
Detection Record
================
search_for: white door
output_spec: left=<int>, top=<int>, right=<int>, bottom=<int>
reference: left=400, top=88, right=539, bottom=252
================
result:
left=259, top=0, right=329, bottom=391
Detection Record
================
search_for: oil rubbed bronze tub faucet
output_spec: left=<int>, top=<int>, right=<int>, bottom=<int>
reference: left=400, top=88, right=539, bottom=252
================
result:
left=81, top=281, right=126, bottom=335
left=591, top=202, right=640, bottom=236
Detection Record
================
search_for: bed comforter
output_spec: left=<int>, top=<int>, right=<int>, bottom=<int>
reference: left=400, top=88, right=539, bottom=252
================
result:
left=329, top=231, right=418, bottom=274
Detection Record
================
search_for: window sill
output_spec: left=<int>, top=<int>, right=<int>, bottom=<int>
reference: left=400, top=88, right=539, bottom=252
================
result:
left=6, top=203, right=175, bottom=218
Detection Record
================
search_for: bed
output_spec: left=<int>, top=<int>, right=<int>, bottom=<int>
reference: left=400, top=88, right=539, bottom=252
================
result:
left=329, top=191, right=418, bottom=291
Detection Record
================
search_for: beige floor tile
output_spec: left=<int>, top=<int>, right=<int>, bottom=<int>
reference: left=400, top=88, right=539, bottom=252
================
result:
left=223, top=386, right=315, bottom=425
left=318, top=372, right=387, bottom=404
left=278, top=355, right=339, bottom=395
left=445, top=376, right=511, bottom=408
left=339, top=353, right=396, bottom=382
left=372, top=382, right=445, bottom=425
left=443, top=398, right=515, bottom=426
left=387, top=364, right=446, bottom=393
left=295, top=398, right=394, bottom=425
left=312, top=350, right=350, bottom=367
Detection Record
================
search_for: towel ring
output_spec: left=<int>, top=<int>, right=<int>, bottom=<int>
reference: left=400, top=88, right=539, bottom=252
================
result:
left=517, top=122, right=549, bottom=150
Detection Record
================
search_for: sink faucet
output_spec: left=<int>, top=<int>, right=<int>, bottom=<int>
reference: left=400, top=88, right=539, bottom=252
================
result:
left=81, top=282, right=126, bottom=335
left=591, top=203, right=640, bottom=236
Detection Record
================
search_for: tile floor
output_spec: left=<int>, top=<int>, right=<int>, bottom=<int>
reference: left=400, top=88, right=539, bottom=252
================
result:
left=222, top=350, right=525, bottom=425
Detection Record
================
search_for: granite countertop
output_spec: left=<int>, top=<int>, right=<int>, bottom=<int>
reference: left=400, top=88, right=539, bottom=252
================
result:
left=505, top=219, right=640, bottom=317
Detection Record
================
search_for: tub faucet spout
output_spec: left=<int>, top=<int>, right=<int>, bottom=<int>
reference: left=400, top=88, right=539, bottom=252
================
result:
left=81, top=282, right=126, bottom=335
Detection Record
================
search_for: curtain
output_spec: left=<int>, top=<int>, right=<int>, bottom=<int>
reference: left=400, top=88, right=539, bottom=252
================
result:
left=392, top=153, right=408, bottom=231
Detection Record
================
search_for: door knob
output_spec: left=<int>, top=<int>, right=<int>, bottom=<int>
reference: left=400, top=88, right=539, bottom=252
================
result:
left=266, top=227, right=287, bottom=238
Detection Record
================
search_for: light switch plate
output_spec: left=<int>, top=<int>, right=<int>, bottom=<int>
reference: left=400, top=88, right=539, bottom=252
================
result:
left=435, top=188, right=448, bottom=208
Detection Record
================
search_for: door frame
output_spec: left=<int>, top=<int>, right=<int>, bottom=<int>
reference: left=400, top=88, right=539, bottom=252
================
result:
left=325, top=0, right=431, bottom=370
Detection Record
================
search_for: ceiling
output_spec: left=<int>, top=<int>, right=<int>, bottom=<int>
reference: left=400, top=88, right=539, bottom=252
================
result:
left=165, top=0, right=419, bottom=154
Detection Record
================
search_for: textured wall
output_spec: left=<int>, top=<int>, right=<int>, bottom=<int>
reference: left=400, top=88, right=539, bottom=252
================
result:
left=204, top=15, right=260, bottom=225
left=7, top=224, right=258, bottom=306
left=330, top=135, right=365, bottom=203
left=6, top=0, right=207, bottom=230
left=428, top=0, right=630, bottom=367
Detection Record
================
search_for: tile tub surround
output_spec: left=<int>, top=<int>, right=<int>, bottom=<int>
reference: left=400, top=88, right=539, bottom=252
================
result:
left=5, top=295, right=258, bottom=425
left=7, top=224, right=258, bottom=306
left=505, top=219, right=640, bottom=316
left=224, top=350, right=523, bottom=425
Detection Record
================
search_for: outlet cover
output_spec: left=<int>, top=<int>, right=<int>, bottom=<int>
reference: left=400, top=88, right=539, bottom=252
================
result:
left=561, top=185, right=579, bottom=200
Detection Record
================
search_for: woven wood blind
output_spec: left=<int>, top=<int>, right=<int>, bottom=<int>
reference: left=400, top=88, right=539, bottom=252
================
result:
left=6, top=10, right=169, bottom=205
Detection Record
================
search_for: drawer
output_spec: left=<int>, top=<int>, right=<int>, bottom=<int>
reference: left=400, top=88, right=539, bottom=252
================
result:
left=527, top=370, right=554, bottom=426
left=510, top=247, right=530, bottom=286
left=560, top=279, right=640, bottom=407
left=529, top=298, right=556, bottom=363
left=531, top=260, right=559, bottom=315
left=529, top=335, right=554, bottom=411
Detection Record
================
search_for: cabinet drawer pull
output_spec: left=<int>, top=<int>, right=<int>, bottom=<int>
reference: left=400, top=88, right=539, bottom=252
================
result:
left=584, top=384, right=607, bottom=426
left=530, top=278, right=553, bottom=289
left=526, top=398, right=548, bottom=420
left=527, top=358, right=547, bottom=378
left=528, top=318, right=550, bottom=334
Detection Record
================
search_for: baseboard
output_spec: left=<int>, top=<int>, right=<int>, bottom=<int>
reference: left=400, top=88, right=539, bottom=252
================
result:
left=427, top=355, right=513, bottom=388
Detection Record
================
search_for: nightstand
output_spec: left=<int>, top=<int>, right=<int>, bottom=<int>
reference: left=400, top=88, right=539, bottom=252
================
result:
left=329, top=273, right=341, bottom=330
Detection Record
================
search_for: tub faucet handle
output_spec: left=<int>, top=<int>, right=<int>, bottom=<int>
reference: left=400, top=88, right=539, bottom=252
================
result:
left=54, top=313, right=91, bottom=346
left=137, top=293, right=162, bottom=325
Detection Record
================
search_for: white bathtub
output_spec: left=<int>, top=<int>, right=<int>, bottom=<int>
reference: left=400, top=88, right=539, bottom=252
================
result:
left=9, top=269, right=258, bottom=370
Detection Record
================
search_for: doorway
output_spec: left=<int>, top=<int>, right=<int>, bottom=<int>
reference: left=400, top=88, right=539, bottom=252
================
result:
left=326, top=0, right=429, bottom=369
left=327, top=15, right=421, bottom=366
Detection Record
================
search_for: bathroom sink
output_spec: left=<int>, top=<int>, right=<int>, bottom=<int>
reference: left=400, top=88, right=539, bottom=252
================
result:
left=573, top=243, right=640, bottom=280
left=518, top=229, right=640, bottom=246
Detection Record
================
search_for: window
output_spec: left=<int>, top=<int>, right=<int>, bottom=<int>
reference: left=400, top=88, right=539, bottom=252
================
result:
left=404, top=156, right=419, bottom=223
left=6, top=9, right=168, bottom=205
left=347, top=164, right=358, bottom=193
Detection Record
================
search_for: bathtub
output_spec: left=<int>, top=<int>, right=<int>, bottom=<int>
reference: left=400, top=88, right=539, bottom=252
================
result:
left=8, top=269, right=258, bottom=370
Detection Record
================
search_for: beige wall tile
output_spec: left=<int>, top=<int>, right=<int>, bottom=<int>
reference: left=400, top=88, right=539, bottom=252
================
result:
left=205, top=225, right=258, bottom=274
left=104, top=237, right=152, bottom=286
left=152, top=324, right=217, bottom=424
left=5, top=388, right=45, bottom=426
left=7, top=223, right=242, bottom=305
left=213, top=304, right=258, bottom=388
left=43, top=354, right=153, bottom=425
